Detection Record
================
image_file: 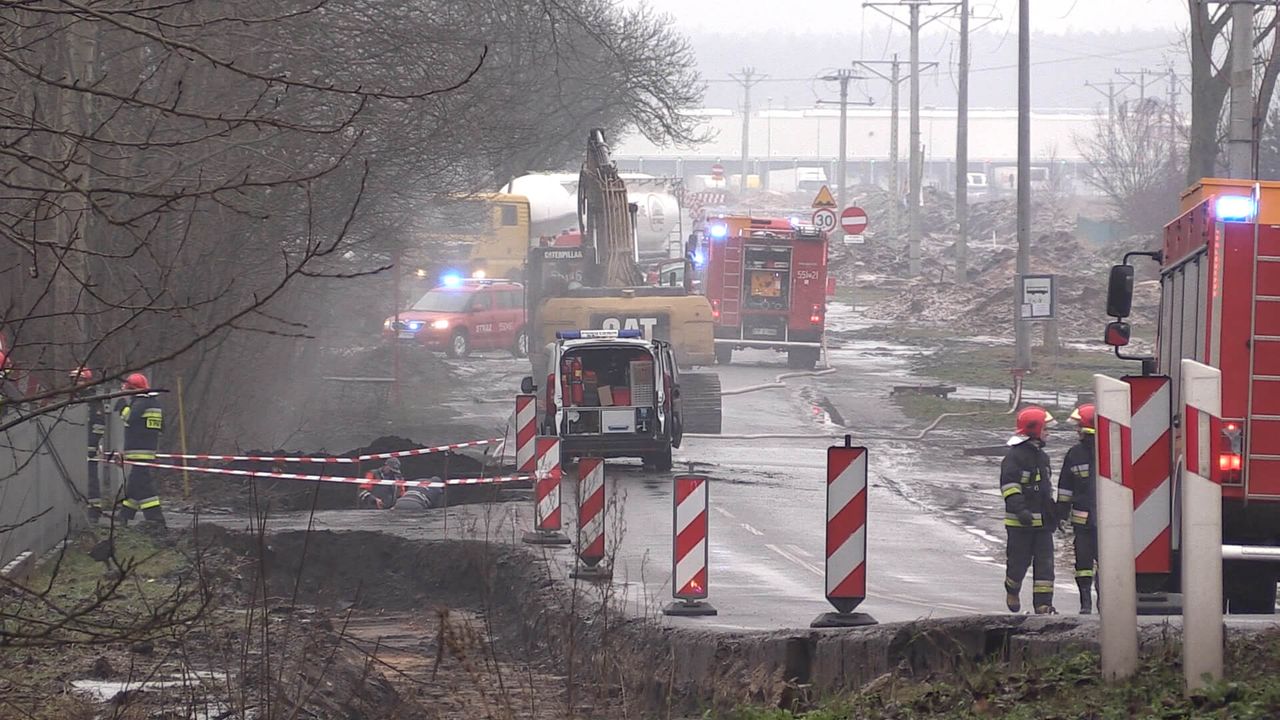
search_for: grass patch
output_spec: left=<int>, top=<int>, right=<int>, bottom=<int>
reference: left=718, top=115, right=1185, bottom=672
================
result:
left=714, top=634, right=1280, bottom=719
left=891, top=394, right=1013, bottom=430
left=910, top=344, right=1138, bottom=394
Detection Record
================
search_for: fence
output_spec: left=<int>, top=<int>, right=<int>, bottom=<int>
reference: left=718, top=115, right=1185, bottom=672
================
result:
left=0, top=407, right=87, bottom=568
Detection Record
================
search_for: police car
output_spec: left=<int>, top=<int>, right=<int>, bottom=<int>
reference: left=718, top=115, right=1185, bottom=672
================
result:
left=521, top=328, right=721, bottom=470
left=383, top=275, right=527, bottom=358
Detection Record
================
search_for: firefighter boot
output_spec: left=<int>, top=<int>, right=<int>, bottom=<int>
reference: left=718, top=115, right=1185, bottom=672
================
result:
left=1034, top=605, right=1058, bottom=615
left=1077, top=577, right=1093, bottom=615
left=1005, top=592, right=1021, bottom=613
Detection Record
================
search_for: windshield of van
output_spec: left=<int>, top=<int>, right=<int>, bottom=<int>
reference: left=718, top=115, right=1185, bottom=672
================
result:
left=410, top=289, right=472, bottom=312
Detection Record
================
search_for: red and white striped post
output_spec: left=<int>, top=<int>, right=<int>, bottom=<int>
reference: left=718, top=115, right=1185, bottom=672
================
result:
left=570, top=457, right=611, bottom=580
left=663, top=474, right=716, bottom=616
left=1180, top=359, right=1223, bottom=692
left=523, top=436, right=570, bottom=546
left=1124, top=375, right=1176, bottom=612
left=1095, top=374, right=1138, bottom=681
left=516, top=394, right=537, bottom=474
left=813, top=436, right=877, bottom=627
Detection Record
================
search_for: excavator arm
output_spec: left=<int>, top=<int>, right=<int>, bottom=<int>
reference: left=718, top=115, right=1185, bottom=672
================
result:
left=578, top=129, right=645, bottom=287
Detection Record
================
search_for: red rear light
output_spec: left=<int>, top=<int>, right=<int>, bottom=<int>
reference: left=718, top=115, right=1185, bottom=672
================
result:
left=711, top=299, right=720, bottom=321
left=1219, top=423, right=1244, bottom=481
left=1219, top=453, right=1242, bottom=472
left=810, top=304, right=822, bottom=325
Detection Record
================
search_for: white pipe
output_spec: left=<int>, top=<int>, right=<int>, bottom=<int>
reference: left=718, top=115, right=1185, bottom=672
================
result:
left=1222, top=544, right=1280, bottom=561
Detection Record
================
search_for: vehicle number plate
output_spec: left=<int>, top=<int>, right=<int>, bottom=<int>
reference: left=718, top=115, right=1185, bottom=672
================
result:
left=398, top=331, right=415, bottom=339
left=752, top=327, right=778, bottom=337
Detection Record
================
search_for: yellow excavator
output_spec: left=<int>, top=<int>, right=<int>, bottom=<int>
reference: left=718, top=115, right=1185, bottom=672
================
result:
left=524, top=129, right=721, bottom=434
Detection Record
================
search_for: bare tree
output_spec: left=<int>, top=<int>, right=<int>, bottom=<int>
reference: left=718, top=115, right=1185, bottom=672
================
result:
left=1078, top=100, right=1186, bottom=235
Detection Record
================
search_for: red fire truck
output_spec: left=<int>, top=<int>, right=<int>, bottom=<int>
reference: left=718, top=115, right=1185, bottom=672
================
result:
left=699, top=216, right=828, bottom=369
left=1105, top=178, right=1280, bottom=612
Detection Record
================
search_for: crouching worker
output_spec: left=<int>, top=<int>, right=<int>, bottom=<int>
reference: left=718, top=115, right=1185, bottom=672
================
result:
left=392, top=478, right=445, bottom=512
left=357, top=457, right=406, bottom=509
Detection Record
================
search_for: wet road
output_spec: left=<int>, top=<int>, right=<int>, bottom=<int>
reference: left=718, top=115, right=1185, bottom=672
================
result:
left=204, top=303, right=1107, bottom=629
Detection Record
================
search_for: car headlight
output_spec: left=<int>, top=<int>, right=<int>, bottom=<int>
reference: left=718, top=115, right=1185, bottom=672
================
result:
left=431, top=319, right=450, bottom=330
left=383, top=319, right=393, bottom=329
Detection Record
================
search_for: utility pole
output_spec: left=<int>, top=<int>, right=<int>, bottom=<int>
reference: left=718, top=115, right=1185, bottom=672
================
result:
left=955, top=0, right=970, bottom=285
left=1084, top=79, right=1123, bottom=140
left=1015, top=0, right=1031, bottom=371
left=866, top=1, right=959, bottom=277
left=1227, top=0, right=1255, bottom=178
left=818, top=69, right=872, bottom=239
left=1114, top=68, right=1161, bottom=104
left=852, top=56, right=935, bottom=240
left=731, top=67, right=766, bottom=192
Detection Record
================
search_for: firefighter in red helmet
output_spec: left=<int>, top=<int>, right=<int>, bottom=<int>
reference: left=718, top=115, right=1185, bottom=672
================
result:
left=1057, top=403, right=1098, bottom=614
left=118, top=372, right=166, bottom=527
left=1000, top=405, right=1058, bottom=614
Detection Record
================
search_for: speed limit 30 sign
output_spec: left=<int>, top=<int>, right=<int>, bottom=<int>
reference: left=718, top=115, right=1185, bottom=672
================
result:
left=812, top=208, right=838, bottom=233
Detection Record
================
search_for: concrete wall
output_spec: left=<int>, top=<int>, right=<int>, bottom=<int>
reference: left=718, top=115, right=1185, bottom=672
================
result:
left=0, top=407, right=88, bottom=567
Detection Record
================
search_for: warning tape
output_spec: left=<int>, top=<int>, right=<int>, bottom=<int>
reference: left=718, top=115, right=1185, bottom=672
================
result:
left=151, top=437, right=504, bottom=465
left=121, top=459, right=530, bottom=489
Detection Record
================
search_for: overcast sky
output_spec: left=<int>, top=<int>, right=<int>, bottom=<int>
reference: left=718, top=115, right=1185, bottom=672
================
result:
left=629, top=0, right=1186, bottom=35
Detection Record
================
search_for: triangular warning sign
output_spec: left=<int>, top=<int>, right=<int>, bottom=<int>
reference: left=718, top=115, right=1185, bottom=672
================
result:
left=811, top=185, right=837, bottom=209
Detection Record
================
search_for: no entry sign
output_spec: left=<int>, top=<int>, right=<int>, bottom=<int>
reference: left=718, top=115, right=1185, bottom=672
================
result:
left=840, top=206, right=868, bottom=235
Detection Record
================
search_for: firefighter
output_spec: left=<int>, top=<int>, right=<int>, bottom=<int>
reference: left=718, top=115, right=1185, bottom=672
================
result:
left=0, top=351, right=19, bottom=419
left=1057, top=404, right=1098, bottom=614
left=394, top=478, right=444, bottom=511
left=71, top=368, right=107, bottom=522
left=358, top=457, right=406, bottom=509
left=1001, top=405, right=1058, bottom=614
left=118, top=372, right=166, bottom=527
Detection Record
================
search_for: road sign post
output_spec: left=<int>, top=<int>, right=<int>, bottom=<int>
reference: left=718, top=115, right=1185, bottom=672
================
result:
left=523, top=436, right=571, bottom=546
left=664, top=474, right=717, bottom=616
left=1018, top=274, right=1055, bottom=320
left=570, top=457, right=611, bottom=580
left=840, top=206, right=869, bottom=236
left=1095, top=374, right=1138, bottom=681
left=811, top=184, right=837, bottom=209
left=1180, top=359, right=1223, bottom=693
left=813, top=436, right=877, bottom=628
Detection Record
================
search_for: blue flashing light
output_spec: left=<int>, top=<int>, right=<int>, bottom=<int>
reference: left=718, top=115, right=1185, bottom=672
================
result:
left=788, top=216, right=801, bottom=227
left=692, top=248, right=706, bottom=268
left=440, top=272, right=463, bottom=288
left=617, top=329, right=643, bottom=338
left=407, top=321, right=424, bottom=331
left=556, top=330, right=581, bottom=340
left=708, top=223, right=728, bottom=239
left=1215, top=195, right=1257, bottom=222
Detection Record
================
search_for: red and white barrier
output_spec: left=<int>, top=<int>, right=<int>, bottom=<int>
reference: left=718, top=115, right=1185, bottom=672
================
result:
left=1125, top=376, right=1173, bottom=576
left=357, top=438, right=503, bottom=462
left=1181, top=359, right=1223, bottom=691
left=1094, top=374, right=1139, bottom=681
left=812, top=440, right=876, bottom=627
left=516, top=394, right=537, bottom=473
left=121, top=459, right=531, bottom=489
left=523, top=436, right=570, bottom=545
left=570, top=457, right=609, bottom=579
left=663, top=474, right=716, bottom=616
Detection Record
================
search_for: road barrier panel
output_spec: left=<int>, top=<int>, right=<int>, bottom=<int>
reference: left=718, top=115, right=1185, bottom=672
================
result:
left=523, top=436, right=570, bottom=546
left=663, top=474, right=717, bottom=616
left=118, top=458, right=530, bottom=489
left=569, top=457, right=610, bottom=580
left=516, top=394, right=537, bottom=473
left=1124, top=375, right=1178, bottom=614
left=1180, top=359, right=1223, bottom=692
left=813, top=436, right=877, bottom=628
left=1095, top=373, right=1139, bottom=681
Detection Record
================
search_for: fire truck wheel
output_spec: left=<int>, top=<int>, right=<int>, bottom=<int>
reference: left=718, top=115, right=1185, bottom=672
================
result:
left=787, top=347, right=819, bottom=370
left=679, top=372, right=722, bottom=434
left=447, top=330, right=471, bottom=358
left=647, top=444, right=673, bottom=472
left=511, top=329, right=529, bottom=358
left=715, top=345, right=733, bottom=365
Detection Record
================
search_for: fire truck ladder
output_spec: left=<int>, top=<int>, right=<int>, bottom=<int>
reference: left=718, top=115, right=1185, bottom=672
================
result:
left=1245, top=240, right=1280, bottom=486
left=719, top=244, right=742, bottom=326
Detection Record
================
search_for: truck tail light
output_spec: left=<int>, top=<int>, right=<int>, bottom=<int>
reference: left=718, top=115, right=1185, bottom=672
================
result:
left=545, top=373, right=556, bottom=417
left=1219, top=422, right=1243, bottom=482
left=711, top=299, right=720, bottom=321
left=810, top=304, right=822, bottom=325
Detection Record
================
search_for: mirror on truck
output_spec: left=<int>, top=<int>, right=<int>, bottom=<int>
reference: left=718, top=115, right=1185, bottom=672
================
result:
left=520, top=376, right=536, bottom=394
left=1106, top=264, right=1135, bottom=318
left=1104, top=321, right=1131, bottom=348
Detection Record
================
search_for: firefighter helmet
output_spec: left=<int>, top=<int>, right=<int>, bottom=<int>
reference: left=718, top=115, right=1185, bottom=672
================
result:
left=1069, top=404, right=1096, bottom=434
left=70, top=367, right=93, bottom=383
left=123, top=372, right=150, bottom=390
left=1007, top=406, right=1055, bottom=445
left=385, top=456, right=402, bottom=473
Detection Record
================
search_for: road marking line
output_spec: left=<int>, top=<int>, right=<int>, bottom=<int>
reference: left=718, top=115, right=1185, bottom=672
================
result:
left=766, top=543, right=824, bottom=577
left=712, top=506, right=736, bottom=519
left=741, top=523, right=764, bottom=536
left=787, top=544, right=813, bottom=558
